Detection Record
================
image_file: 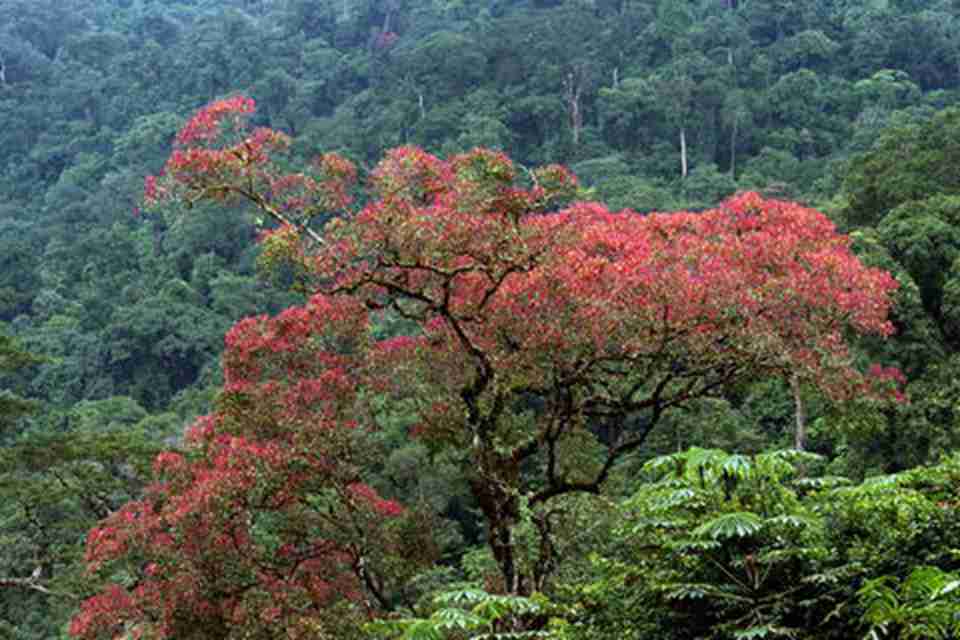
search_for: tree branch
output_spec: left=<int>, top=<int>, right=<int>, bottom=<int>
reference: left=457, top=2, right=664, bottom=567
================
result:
left=0, top=572, right=78, bottom=600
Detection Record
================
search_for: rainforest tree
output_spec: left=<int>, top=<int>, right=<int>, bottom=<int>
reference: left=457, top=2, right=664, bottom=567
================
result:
left=0, top=334, right=39, bottom=433
left=71, top=98, right=900, bottom=639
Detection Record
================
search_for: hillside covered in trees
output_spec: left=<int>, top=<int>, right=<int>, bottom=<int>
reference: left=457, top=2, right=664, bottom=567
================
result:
left=3, top=0, right=960, bottom=638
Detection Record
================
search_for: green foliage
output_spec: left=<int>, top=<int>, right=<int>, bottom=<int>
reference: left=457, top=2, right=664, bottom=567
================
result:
left=835, top=106, right=960, bottom=475
left=0, top=410, right=163, bottom=638
left=843, top=108, right=960, bottom=228
left=877, top=196, right=960, bottom=322
left=560, top=449, right=960, bottom=640
left=368, top=586, right=566, bottom=639
left=859, top=567, right=960, bottom=640
left=0, top=333, right=41, bottom=435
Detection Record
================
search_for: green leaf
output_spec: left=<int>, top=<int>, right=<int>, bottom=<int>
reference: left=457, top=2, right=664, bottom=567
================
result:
left=434, top=587, right=489, bottom=606
left=694, top=512, right=764, bottom=540
left=403, top=620, right=445, bottom=640
left=721, top=454, right=753, bottom=480
left=765, top=514, right=818, bottom=530
left=432, top=607, right=486, bottom=630
left=666, top=538, right=723, bottom=552
left=792, top=476, right=851, bottom=490
left=733, top=625, right=776, bottom=639
left=936, top=580, right=960, bottom=598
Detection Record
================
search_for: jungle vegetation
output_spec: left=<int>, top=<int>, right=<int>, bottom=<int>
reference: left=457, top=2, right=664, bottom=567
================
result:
left=2, top=1, right=960, bottom=638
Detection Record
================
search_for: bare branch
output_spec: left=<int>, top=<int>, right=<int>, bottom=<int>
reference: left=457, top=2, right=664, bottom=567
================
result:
left=0, top=572, right=78, bottom=600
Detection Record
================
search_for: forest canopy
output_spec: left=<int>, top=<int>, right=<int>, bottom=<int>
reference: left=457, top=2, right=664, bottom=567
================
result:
left=2, top=0, right=960, bottom=638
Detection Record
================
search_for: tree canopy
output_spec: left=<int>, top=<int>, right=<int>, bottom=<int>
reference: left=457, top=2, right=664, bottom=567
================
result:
left=71, top=97, right=900, bottom=640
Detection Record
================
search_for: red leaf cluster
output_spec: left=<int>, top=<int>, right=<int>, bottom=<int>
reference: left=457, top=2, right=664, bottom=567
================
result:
left=142, top=96, right=353, bottom=223
left=318, top=152, right=897, bottom=409
left=175, top=95, right=255, bottom=146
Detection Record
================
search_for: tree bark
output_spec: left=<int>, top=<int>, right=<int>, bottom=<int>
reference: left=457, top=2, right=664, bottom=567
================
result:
left=471, top=464, right=523, bottom=595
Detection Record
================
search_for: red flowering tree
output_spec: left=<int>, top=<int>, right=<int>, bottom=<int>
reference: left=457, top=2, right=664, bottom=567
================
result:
left=73, top=96, right=900, bottom=637
left=71, top=292, right=436, bottom=640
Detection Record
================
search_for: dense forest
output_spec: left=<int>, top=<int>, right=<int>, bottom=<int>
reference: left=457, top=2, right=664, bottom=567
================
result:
left=3, top=0, right=960, bottom=638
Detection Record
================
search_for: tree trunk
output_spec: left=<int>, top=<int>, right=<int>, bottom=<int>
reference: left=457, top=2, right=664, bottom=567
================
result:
left=471, top=465, right=524, bottom=595
left=680, top=127, right=688, bottom=178
left=564, top=70, right=584, bottom=147
left=730, top=117, right=737, bottom=177
left=791, top=375, right=806, bottom=451
left=532, top=509, right=558, bottom=593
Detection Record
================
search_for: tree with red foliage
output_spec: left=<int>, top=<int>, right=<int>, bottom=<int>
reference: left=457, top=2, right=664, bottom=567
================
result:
left=72, top=96, right=900, bottom=637
left=71, top=292, right=436, bottom=640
